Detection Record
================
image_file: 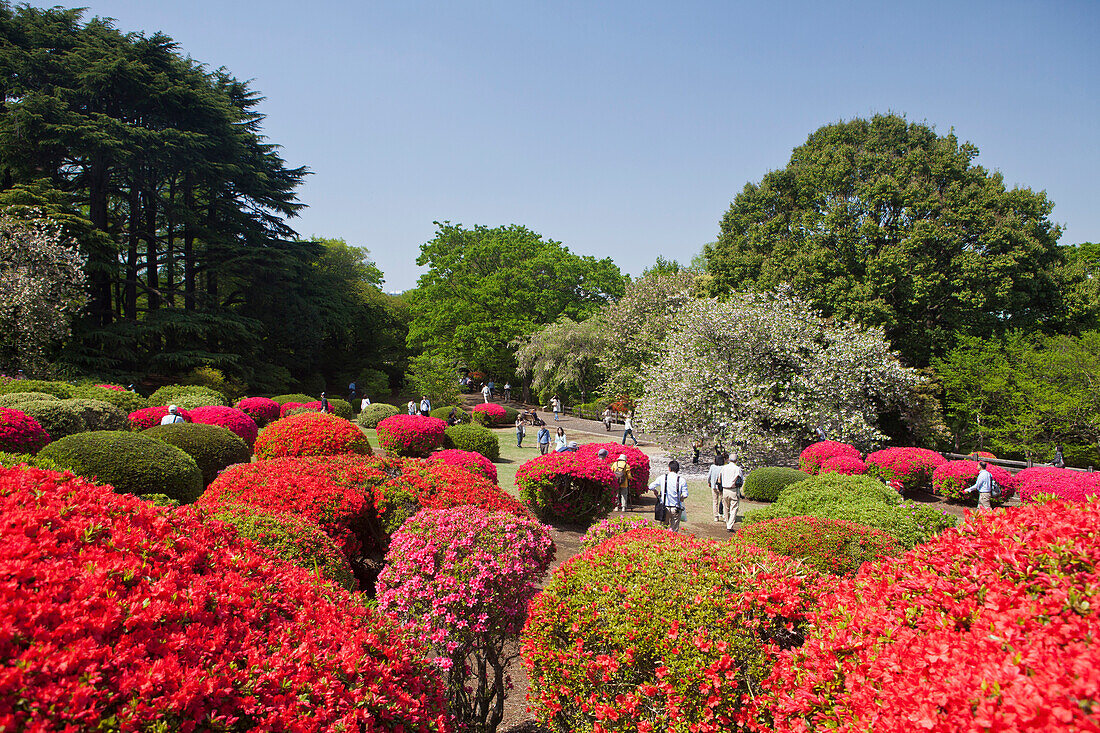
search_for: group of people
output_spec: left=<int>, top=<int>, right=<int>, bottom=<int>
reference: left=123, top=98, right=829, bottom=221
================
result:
left=406, top=396, right=432, bottom=416
left=515, top=420, right=575, bottom=455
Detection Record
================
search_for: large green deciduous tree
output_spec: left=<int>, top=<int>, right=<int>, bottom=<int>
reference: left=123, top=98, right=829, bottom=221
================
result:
left=514, top=316, right=606, bottom=404
left=705, top=114, right=1064, bottom=367
left=407, top=222, right=624, bottom=381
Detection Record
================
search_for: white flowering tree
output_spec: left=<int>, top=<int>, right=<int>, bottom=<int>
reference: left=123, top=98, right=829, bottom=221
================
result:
left=0, top=213, right=87, bottom=373
left=636, top=290, right=921, bottom=464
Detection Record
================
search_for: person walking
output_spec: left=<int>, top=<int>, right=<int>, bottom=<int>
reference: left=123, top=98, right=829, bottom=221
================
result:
left=708, top=452, right=727, bottom=523
left=160, top=405, right=185, bottom=425
left=554, top=426, right=566, bottom=452
left=537, top=425, right=551, bottom=454
left=964, top=461, right=995, bottom=511
left=719, top=454, right=745, bottom=532
left=481, top=383, right=491, bottom=403
left=319, top=392, right=330, bottom=414
left=602, top=407, right=613, bottom=432
left=348, top=381, right=357, bottom=404
left=361, top=396, right=371, bottom=412
left=516, top=416, right=526, bottom=447
left=504, top=382, right=512, bottom=401
left=611, top=453, right=632, bottom=512
left=551, top=396, right=561, bottom=421
left=419, top=396, right=431, bottom=416
left=622, top=412, right=639, bottom=446
left=407, top=400, right=417, bottom=415
left=649, top=460, right=688, bottom=532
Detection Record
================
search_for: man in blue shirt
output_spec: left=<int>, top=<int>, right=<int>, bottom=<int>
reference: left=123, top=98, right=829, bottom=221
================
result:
left=649, top=460, right=688, bottom=532
left=964, top=461, right=994, bottom=511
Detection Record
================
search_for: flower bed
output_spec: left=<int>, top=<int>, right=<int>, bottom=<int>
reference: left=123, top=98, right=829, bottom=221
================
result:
left=253, top=412, right=372, bottom=459
left=931, top=459, right=1017, bottom=503
left=754, top=500, right=1100, bottom=733
left=0, top=466, right=448, bottom=730
left=470, top=402, right=506, bottom=426
left=429, top=448, right=498, bottom=483
left=0, top=407, right=50, bottom=454
left=864, top=446, right=947, bottom=492
left=128, top=405, right=193, bottom=430
left=376, top=414, right=447, bottom=457
left=799, top=441, right=861, bottom=475
left=522, top=528, right=823, bottom=733
left=819, top=455, right=867, bottom=476
left=515, top=452, right=617, bottom=523
left=575, top=442, right=650, bottom=498
left=234, top=396, right=280, bottom=426
left=733, top=516, right=901, bottom=575
left=1014, top=466, right=1100, bottom=503
left=188, top=405, right=259, bottom=447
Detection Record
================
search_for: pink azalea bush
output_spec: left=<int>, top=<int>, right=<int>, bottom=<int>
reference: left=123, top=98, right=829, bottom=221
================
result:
left=864, top=447, right=947, bottom=492
left=128, top=405, right=193, bottom=430
left=799, top=441, right=861, bottom=475
left=819, top=455, right=867, bottom=476
left=575, top=442, right=651, bottom=498
left=429, top=448, right=498, bottom=483
left=1015, top=466, right=1100, bottom=503
left=95, top=384, right=127, bottom=392
left=234, top=396, right=280, bottom=427
left=376, top=415, right=447, bottom=457
left=515, top=452, right=617, bottom=523
left=0, top=407, right=50, bottom=455
left=188, top=405, right=259, bottom=447
left=470, top=402, right=507, bottom=425
left=378, top=507, right=555, bottom=733
left=932, top=460, right=1017, bottom=503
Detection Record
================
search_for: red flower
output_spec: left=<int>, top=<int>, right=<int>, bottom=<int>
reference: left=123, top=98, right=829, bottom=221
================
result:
left=799, top=441, right=861, bottom=475
left=376, top=414, right=447, bottom=457
left=932, top=459, right=1016, bottom=503
left=0, top=407, right=50, bottom=454
left=254, top=412, right=372, bottom=459
left=128, top=405, right=193, bottom=430
left=575, top=443, right=651, bottom=498
left=234, top=396, right=281, bottom=426
left=188, top=405, right=259, bottom=446
left=429, top=448, right=498, bottom=483
left=515, top=452, right=617, bottom=522
left=865, top=447, right=947, bottom=492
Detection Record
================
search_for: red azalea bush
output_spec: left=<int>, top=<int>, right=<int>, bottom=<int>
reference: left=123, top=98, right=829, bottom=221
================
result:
left=0, top=407, right=50, bottom=455
left=819, top=454, right=867, bottom=476
left=580, top=514, right=662, bottom=551
left=576, top=442, right=651, bottom=497
left=95, top=383, right=127, bottom=392
left=864, top=447, right=947, bottom=492
left=799, top=441, right=861, bottom=475
left=1015, top=466, right=1100, bottom=503
left=234, top=396, right=280, bottom=426
left=470, top=402, right=507, bottom=425
left=254, top=412, right=372, bottom=459
left=127, top=405, right=193, bottom=430
left=429, top=448, right=498, bottom=483
left=279, top=401, right=307, bottom=418
left=754, top=499, right=1100, bottom=733
left=0, top=466, right=450, bottom=731
left=733, top=516, right=902, bottom=575
left=523, top=528, right=825, bottom=733
left=188, top=405, right=259, bottom=447
left=376, top=414, right=447, bottom=457
left=969, top=450, right=997, bottom=460
left=932, top=459, right=1017, bottom=503
left=515, top=452, right=617, bottom=523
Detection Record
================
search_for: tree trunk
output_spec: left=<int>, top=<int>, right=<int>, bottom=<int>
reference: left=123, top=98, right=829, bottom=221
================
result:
left=165, top=175, right=175, bottom=307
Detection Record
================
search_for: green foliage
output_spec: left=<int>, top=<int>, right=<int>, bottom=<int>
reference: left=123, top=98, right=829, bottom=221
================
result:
left=573, top=400, right=610, bottom=421
left=12, top=400, right=85, bottom=440
left=356, top=403, right=400, bottom=429
left=515, top=316, right=607, bottom=403
left=706, top=114, right=1064, bottom=368
left=148, top=385, right=228, bottom=410
left=143, top=423, right=251, bottom=486
left=271, top=393, right=315, bottom=405
left=71, top=384, right=147, bottom=413
left=139, top=493, right=180, bottom=507
left=63, top=399, right=129, bottom=432
left=356, top=367, right=392, bottom=401
left=39, top=430, right=203, bottom=503
left=403, top=352, right=460, bottom=407
left=501, top=405, right=519, bottom=424
left=742, top=467, right=811, bottom=502
left=774, top=473, right=903, bottom=511
left=733, top=516, right=903, bottom=575
left=0, top=380, right=74, bottom=399
left=327, top=398, right=352, bottom=420
left=0, top=451, right=63, bottom=471
left=443, top=424, right=500, bottom=461
left=181, top=366, right=247, bottom=401
left=430, top=406, right=469, bottom=423
left=0, top=392, right=58, bottom=408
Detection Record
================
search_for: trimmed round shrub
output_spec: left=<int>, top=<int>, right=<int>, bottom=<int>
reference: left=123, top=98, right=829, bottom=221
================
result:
left=12, top=400, right=84, bottom=441
left=71, top=384, right=146, bottom=413
left=575, top=443, right=650, bottom=498
left=733, top=516, right=902, bottom=575
left=864, top=447, right=947, bottom=492
left=580, top=514, right=662, bottom=551
left=356, top=402, right=400, bottom=428
left=148, top=384, right=228, bottom=409
left=271, top=392, right=314, bottom=405
left=327, top=398, right=353, bottom=420
left=376, top=414, right=447, bottom=457
left=501, top=405, right=519, bottom=424
left=0, top=391, right=58, bottom=408
left=430, top=405, right=470, bottom=423
left=39, top=430, right=203, bottom=503
left=820, top=454, right=867, bottom=475
left=757, top=500, right=1100, bottom=733
left=742, top=466, right=810, bottom=502
left=522, top=529, right=823, bottom=732
left=515, top=452, right=616, bottom=523
left=1014, top=465, right=1099, bottom=503
left=0, top=466, right=449, bottom=730
left=128, top=405, right=194, bottom=430
left=212, top=505, right=356, bottom=590
left=442, top=423, right=500, bottom=461
left=254, top=412, right=372, bottom=460
left=932, top=459, right=1016, bottom=504
left=234, top=396, right=280, bottom=426
left=0, top=407, right=51, bottom=454
left=0, top=451, right=63, bottom=471
left=188, top=405, right=259, bottom=447
left=279, top=401, right=309, bottom=418
left=799, top=440, right=860, bottom=475
left=63, top=398, right=129, bottom=432
left=470, top=402, right=506, bottom=426
left=429, top=448, right=498, bottom=483
left=143, top=423, right=251, bottom=486
left=0, top=379, right=74, bottom=399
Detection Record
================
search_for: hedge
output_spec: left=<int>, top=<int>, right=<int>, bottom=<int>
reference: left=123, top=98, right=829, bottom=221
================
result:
left=733, top=516, right=902, bottom=575
left=147, top=384, right=229, bottom=409
left=0, top=392, right=58, bottom=408
left=63, top=398, right=129, bottom=432
left=39, top=430, right=203, bottom=504
left=71, top=384, right=147, bottom=413
left=271, top=393, right=315, bottom=405
left=12, top=400, right=85, bottom=441
left=0, top=379, right=74, bottom=399
left=254, top=412, right=372, bottom=460
left=430, top=405, right=470, bottom=423
left=356, top=402, right=400, bottom=428
left=442, top=423, right=500, bottom=461
left=143, top=423, right=251, bottom=486
left=741, top=466, right=809, bottom=502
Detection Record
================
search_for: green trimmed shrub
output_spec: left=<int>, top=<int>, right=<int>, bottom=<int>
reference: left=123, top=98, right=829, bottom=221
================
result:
left=72, top=384, right=147, bottom=413
left=148, top=385, right=228, bottom=409
left=327, top=398, right=352, bottom=420
left=212, top=505, right=355, bottom=591
left=64, top=399, right=129, bottom=432
left=271, top=393, right=315, bottom=405
left=733, top=516, right=903, bottom=574
left=0, top=392, right=59, bottom=408
left=39, top=430, right=203, bottom=503
left=356, top=402, right=400, bottom=428
left=0, top=451, right=64, bottom=471
left=501, top=405, right=519, bottom=425
left=143, top=423, right=251, bottom=486
left=0, top=380, right=74, bottom=399
left=14, top=400, right=84, bottom=440
left=430, top=405, right=470, bottom=423
left=140, top=493, right=180, bottom=507
left=773, top=473, right=902, bottom=511
left=286, top=406, right=316, bottom=417
left=742, top=467, right=811, bottom=502
left=443, top=424, right=500, bottom=461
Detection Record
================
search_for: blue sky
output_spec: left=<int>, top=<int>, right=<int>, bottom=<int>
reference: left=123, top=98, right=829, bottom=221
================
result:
left=27, top=0, right=1100, bottom=290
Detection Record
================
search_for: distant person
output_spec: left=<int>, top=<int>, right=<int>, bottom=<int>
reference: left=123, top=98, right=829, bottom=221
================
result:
left=447, top=407, right=459, bottom=426
left=554, top=426, right=566, bottom=452
left=1053, top=445, right=1066, bottom=469
left=530, top=409, right=544, bottom=426
left=556, top=440, right=579, bottom=453
left=537, top=425, right=551, bottom=454
left=515, top=416, right=526, bottom=447
left=964, top=461, right=994, bottom=512
left=420, top=396, right=431, bottom=416
left=551, top=396, right=561, bottom=421
left=814, top=425, right=828, bottom=442
left=407, top=400, right=417, bottom=415
left=692, top=440, right=701, bottom=464
left=622, top=413, right=639, bottom=446
left=481, top=383, right=491, bottom=403
left=504, top=382, right=512, bottom=401
left=708, top=452, right=727, bottom=523
left=602, top=407, right=613, bottom=432
left=13, top=370, right=25, bottom=381
left=650, top=460, right=688, bottom=532
left=719, top=453, right=744, bottom=532
left=348, top=381, right=357, bottom=402
left=160, top=405, right=185, bottom=425
left=612, top=452, right=632, bottom=512
left=361, top=396, right=371, bottom=412
left=319, top=392, right=329, bottom=414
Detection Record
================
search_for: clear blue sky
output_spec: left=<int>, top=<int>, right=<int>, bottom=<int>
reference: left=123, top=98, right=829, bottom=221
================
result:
left=27, top=0, right=1100, bottom=291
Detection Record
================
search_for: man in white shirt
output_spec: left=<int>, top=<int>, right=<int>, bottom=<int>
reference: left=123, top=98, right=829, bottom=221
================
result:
left=481, top=384, right=491, bottom=403
left=708, top=452, right=727, bottom=523
left=964, top=461, right=994, bottom=511
left=649, top=460, right=689, bottom=532
left=159, top=405, right=185, bottom=425
left=719, top=456, right=745, bottom=532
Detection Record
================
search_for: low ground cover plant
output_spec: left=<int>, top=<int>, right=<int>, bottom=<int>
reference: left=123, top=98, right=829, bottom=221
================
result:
left=799, top=440, right=860, bottom=475
left=515, top=451, right=616, bottom=523
left=376, top=414, right=447, bottom=457
left=254, top=412, right=372, bottom=459
left=733, top=516, right=902, bottom=575
left=429, top=448, right=498, bottom=483
left=864, top=446, right=947, bottom=492
left=742, top=466, right=809, bottom=502
left=0, top=406, right=50, bottom=454
left=442, top=423, right=500, bottom=461
left=143, top=423, right=251, bottom=486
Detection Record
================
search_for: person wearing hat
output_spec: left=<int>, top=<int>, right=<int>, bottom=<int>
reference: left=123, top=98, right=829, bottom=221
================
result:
left=611, top=452, right=632, bottom=511
left=160, top=405, right=185, bottom=425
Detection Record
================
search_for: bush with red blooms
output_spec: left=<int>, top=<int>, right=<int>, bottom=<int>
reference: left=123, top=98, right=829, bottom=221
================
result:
left=576, top=442, right=651, bottom=498
left=376, top=414, right=447, bottom=457
left=1014, top=466, right=1100, bottom=503
left=864, top=446, right=947, bottom=492
left=607, top=396, right=635, bottom=414
left=234, top=396, right=280, bottom=426
left=733, top=516, right=901, bottom=575
left=932, top=459, right=1017, bottom=504
left=0, top=407, right=50, bottom=454
left=188, top=405, right=259, bottom=447
left=253, top=412, right=372, bottom=460
left=95, top=383, right=127, bottom=391
left=753, top=499, right=1100, bottom=733
left=127, top=405, right=193, bottom=430
left=522, top=528, right=824, bottom=733
left=969, top=450, right=997, bottom=460
left=579, top=514, right=662, bottom=551
left=279, top=401, right=308, bottom=418
left=470, top=402, right=506, bottom=425
left=0, top=466, right=450, bottom=732
left=819, top=454, right=867, bottom=476
left=515, top=452, right=617, bottom=523
left=799, top=441, right=861, bottom=475
left=428, top=448, right=498, bottom=483
left=379, top=507, right=555, bottom=733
